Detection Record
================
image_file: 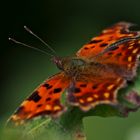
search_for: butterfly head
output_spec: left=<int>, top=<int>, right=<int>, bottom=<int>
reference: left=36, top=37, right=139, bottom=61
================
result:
left=52, top=56, right=64, bottom=70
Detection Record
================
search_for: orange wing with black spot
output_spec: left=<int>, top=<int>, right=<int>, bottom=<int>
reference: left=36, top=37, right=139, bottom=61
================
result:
left=95, top=39, right=140, bottom=80
left=67, top=75, right=126, bottom=111
left=9, top=72, right=70, bottom=124
left=77, top=22, right=140, bottom=58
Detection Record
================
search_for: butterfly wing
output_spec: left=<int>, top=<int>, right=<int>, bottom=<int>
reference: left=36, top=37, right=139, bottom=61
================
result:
left=67, top=75, right=126, bottom=111
left=77, top=22, right=140, bottom=58
left=9, top=72, right=70, bottom=124
left=95, top=39, right=140, bottom=80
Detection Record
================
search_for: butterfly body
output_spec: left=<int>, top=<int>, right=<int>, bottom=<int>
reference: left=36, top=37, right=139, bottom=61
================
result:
left=9, top=22, right=140, bottom=124
left=53, top=56, right=114, bottom=82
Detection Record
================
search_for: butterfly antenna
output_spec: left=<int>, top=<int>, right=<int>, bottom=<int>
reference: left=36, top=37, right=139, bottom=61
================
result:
left=24, top=26, right=56, bottom=55
left=9, top=37, right=54, bottom=57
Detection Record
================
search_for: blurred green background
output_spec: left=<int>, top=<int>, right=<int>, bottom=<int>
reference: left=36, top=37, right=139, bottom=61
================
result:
left=1, top=0, right=140, bottom=139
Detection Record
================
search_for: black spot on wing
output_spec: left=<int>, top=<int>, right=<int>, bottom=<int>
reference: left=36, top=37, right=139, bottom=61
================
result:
left=37, top=104, right=42, bottom=108
left=74, top=88, right=81, bottom=93
left=43, top=83, right=53, bottom=89
left=108, top=52, right=113, bottom=55
left=80, top=84, right=87, bottom=87
left=92, top=85, right=98, bottom=89
left=46, top=97, right=51, bottom=101
left=53, top=88, right=62, bottom=93
left=43, top=83, right=49, bottom=88
left=89, top=39, right=102, bottom=44
left=91, top=46, right=95, bottom=48
left=100, top=43, right=108, bottom=47
left=28, top=91, right=41, bottom=102
left=84, top=47, right=89, bottom=50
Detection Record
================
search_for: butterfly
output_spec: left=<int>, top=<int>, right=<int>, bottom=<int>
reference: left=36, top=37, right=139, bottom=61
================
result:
left=9, top=22, right=140, bottom=124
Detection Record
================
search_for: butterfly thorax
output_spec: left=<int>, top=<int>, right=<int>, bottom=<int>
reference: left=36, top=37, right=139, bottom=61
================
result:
left=53, top=56, right=86, bottom=74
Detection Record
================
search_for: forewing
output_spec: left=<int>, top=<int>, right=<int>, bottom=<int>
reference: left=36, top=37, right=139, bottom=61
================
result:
left=67, top=76, right=126, bottom=111
left=9, top=72, right=70, bottom=124
left=77, top=22, right=140, bottom=58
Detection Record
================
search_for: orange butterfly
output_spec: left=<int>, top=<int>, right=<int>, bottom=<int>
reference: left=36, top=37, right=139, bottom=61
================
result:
left=9, top=22, right=140, bottom=124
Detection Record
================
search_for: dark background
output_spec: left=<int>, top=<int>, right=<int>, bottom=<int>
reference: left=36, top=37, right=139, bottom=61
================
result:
left=1, top=0, right=140, bottom=139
